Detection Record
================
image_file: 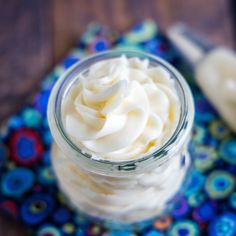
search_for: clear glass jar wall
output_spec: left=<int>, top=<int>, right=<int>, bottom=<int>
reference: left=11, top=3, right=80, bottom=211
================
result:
left=47, top=51, right=194, bottom=224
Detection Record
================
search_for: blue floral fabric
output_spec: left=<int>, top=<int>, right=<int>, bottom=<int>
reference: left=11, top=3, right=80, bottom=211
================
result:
left=0, top=20, right=236, bottom=236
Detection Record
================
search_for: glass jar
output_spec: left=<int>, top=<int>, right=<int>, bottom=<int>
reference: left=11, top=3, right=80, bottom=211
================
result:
left=47, top=50, right=194, bottom=224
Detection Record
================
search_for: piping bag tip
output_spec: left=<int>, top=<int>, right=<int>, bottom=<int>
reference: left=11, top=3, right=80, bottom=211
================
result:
left=167, top=23, right=214, bottom=69
left=168, top=23, right=236, bottom=134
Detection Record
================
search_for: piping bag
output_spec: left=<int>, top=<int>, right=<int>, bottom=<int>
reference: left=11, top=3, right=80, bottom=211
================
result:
left=167, top=24, right=236, bottom=133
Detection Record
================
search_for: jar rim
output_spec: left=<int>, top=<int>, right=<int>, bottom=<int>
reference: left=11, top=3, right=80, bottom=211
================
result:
left=47, top=50, right=194, bottom=176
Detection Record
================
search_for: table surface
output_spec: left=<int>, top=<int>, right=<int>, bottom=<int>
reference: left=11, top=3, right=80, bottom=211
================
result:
left=0, top=0, right=235, bottom=235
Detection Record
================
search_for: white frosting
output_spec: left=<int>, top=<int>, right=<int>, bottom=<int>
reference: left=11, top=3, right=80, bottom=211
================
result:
left=63, top=56, right=180, bottom=161
left=196, top=48, right=236, bottom=132
left=50, top=56, right=192, bottom=223
left=52, top=143, right=190, bottom=223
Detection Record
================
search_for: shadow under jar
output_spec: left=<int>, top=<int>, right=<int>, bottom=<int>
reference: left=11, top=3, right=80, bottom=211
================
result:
left=47, top=50, right=194, bottom=225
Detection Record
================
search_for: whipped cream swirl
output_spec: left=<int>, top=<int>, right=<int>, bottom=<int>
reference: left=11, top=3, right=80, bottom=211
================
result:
left=63, top=56, right=180, bottom=161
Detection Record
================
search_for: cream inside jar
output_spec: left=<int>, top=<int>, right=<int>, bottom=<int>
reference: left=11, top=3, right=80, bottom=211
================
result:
left=48, top=51, right=194, bottom=223
left=62, top=56, right=180, bottom=161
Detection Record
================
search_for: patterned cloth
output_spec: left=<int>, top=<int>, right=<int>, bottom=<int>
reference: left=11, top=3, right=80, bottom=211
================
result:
left=0, top=20, right=236, bottom=236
